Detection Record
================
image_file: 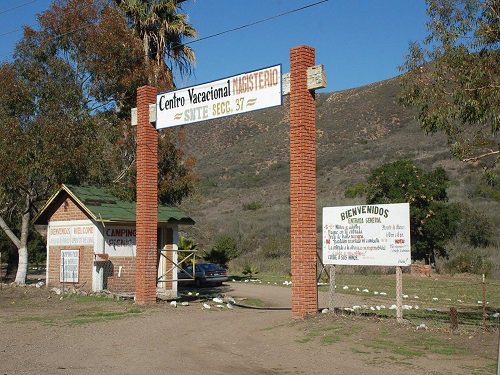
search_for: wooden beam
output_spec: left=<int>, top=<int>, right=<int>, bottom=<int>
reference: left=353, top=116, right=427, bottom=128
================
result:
left=282, top=64, right=327, bottom=95
left=131, top=104, right=156, bottom=126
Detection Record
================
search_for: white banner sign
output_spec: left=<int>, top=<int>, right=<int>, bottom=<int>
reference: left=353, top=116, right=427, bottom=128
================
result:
left=156, top=65, right=282, bottom=129
left=104, top=226, right=136, bottom=257
left=49, top=225, right=95, bottom=246
left=322, top=203, right=411, bottom=266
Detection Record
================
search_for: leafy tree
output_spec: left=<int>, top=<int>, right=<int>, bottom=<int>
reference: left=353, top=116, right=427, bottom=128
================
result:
left=177, top=235, right=198, bottom=265
left=114, top=0, right=197, bottom=88
left=366, top=160, right=461, bottom=263
left=110, top=0, right=199, bottom=203
left=399, top=0, right=499, bottom=165
left=28, top=231, right=46, bottom=268
left=111, top=129, right=197, bottom=205
left=178, top=235, right=198, bottom=251
left=0, top=48, right=101, bottom=283
left=456, top=204, right=493, bottom=247
left=203, top=235, right=239, bottom=268
left=0, top=0, right=197, bottom=284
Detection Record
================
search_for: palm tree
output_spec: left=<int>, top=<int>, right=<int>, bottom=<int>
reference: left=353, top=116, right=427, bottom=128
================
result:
left=178, top=235, right=198, bottom=266
left=114, top=0, right=197, bottom=89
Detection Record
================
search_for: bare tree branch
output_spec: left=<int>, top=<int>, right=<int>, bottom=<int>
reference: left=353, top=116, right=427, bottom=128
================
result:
left=0, top=214, right=21, bottom=249
left=462, top=150, right=500, bottom=162
left=113, top=157, right=136, bottom=183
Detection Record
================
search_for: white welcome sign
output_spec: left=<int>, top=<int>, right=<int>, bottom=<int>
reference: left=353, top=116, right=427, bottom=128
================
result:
left=322, top=203, right=411, bottom=266
left=156, top=65, right=282, bottom=128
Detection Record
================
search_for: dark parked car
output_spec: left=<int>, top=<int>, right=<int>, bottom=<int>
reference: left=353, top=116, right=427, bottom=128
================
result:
left=177, top=263, right=228, bottom=287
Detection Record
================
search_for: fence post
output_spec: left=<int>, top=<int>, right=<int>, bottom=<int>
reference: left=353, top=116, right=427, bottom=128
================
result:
left=329, top=265, right=335, bottom=314
left=482, top=274, right=487, bottom=329
left=396, top=266, right=403, bottom=323
left=496, top=330, right=499, bottom=375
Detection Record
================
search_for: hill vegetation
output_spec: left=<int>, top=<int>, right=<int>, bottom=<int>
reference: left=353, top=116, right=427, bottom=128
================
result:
left=177, top=76, right=499, bottom=276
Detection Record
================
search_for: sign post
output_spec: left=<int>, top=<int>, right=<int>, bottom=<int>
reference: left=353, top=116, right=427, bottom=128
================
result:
left=322, top=203, right=411, bottom=317
left=322, top=203, right=411, bottom=267
left=289, top=46, right=319, bottom=318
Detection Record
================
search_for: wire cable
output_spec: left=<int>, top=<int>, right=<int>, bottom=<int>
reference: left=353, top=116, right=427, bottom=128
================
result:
left=179, top=0, right=329, bottom=47
left=0, top=0, right=329, bottom=61
left=0, top=0, right=37, bottom=16
left=0, top=28, right=22, bottom=38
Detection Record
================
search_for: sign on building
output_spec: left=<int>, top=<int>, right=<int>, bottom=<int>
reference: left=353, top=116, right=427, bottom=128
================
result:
left=104, top=226, right=136, bottom=256
left=49, top=224, right=94, bottom=246
left=156, top=65, right=282, bottom=129
left=322, top=203, right=411, bottom=266
left=60, top=249, right=79, bottom=282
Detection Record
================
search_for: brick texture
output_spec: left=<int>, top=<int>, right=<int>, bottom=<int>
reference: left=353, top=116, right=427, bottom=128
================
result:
left=47, top=246, right=93, bottom=290
left=47, top=196, right=92, bottom=290
left=105, top=257, right=136, bottom=292
left=50, top=196, right=89, bottom=221
left=289, top=46, right=318, bottom=318
left=46, top=196, right=137, bottom=293
left=135, top=86, right=158, bottom=305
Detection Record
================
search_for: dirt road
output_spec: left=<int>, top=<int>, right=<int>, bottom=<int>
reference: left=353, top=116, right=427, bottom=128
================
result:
left=0, top=282, right=497, bottom=374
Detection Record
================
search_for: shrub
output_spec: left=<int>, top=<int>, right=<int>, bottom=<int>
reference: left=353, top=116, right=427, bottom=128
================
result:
left=456, top=205, right=493, bottom=248
left=243, top=201, right=262, bottom=211
left=203, top=235, right=239, bottom=268
left=344, top=182, right=367, bottom=198
left=242, top=264, right=259, bottom=278
left=445, top=251, right=493, bottom=276
left=444, top=240, right=494, bottom=275
left=261, top=238, right=290, bottom=259
left=177, top=236, right=198, bottom=265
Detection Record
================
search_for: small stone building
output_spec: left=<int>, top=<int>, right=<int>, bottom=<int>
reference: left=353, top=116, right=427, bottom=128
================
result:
left=34, top=184, right=194, bottom=296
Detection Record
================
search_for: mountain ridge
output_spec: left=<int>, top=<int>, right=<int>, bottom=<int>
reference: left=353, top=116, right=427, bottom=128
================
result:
left=176, top=75, right=498, bottom=267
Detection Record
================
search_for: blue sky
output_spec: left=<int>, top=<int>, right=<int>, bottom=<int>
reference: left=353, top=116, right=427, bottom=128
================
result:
left=0, top=0, right=429, bottom=92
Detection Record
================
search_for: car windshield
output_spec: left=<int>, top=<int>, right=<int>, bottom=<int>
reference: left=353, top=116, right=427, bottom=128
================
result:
left=198, top=263, right=221, bottom=271
left=180, top=265, right=193, bottom=273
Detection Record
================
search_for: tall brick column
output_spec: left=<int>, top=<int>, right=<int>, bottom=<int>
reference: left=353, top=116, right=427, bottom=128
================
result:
left=290, top=46, right=318, bottom=318
left=135, top=86, right=158, bottom=304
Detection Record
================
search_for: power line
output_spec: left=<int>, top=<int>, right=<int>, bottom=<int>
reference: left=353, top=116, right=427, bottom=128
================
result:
left=0, top=0, right=37, bottom=16
left=0, top=0, right=329, bottom=61
left=0, top=28, right=23, bottom=38
left=180, top=0, right=329, bottom=47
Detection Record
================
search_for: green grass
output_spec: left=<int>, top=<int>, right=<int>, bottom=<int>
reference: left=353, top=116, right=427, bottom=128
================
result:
left=235, top=297, right=266, bottom=307
left=231, top=272, right=500, bottom=328
left=362, top=334, right=465, bottom=359
left=323, top=273, right=500, bottom=307
left=297, top=322, right=357, bottom=345
left=320, top=335, right=342, bottom=344
left=63, top=294, right=121, bottom=303
left=13, top=307, right=143, bottom=326
left=364, top=338, right=424, bottom=357
left=68, top=308, right=143, bottom=325
left=233, top=272, right=500, bottom=309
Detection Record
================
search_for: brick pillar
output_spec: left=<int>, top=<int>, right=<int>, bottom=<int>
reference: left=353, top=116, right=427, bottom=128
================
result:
left=135, top=86, right=158, bottom=305
left=290, top=46, right=318, bottom=318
